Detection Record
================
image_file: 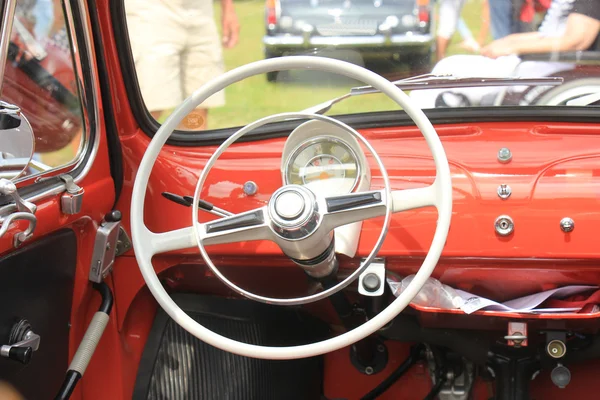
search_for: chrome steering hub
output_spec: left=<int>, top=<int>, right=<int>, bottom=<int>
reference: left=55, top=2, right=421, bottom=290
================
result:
left=268, top=185, right=315, bottom=229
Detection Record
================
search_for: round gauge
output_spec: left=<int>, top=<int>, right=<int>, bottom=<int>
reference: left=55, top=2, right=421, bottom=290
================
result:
left=285, top=137, right=360, bottom=195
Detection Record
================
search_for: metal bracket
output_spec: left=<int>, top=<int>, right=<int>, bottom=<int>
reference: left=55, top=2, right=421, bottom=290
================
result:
left=426, top=348, right=474, bottom=400
left=0, top=178, right=37, bottom=247
left=59, top=174, right=84, bottom=215
left=0, top=212, right=36, bottom=247
left=115, top=226, right=132, bottom=257
left=506, top=321, right=528, bottom=347
left=89, top=212, right=122, bottom=283
left=358, top=258, right=386, bottom=297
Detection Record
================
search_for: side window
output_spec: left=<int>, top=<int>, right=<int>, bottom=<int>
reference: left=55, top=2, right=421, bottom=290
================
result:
left=3, top=0, right=85, bottom=179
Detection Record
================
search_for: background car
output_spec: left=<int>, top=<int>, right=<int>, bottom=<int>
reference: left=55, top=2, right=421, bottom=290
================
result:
left=262, top=0, right=435, bottom=81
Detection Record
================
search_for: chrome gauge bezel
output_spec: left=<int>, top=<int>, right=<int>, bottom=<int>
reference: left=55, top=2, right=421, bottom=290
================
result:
left=284, top=135, right=361, bottom=194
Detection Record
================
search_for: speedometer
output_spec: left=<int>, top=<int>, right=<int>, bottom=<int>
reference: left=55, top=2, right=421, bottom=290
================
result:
left=285, top=137, right=360, bottom=194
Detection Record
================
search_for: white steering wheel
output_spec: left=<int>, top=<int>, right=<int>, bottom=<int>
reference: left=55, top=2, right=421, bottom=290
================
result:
left=130, top=56, right=452, bottom=360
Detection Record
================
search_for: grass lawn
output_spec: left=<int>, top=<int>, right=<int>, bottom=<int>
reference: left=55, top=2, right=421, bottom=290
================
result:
left=181, top=0, right=488, bottom=129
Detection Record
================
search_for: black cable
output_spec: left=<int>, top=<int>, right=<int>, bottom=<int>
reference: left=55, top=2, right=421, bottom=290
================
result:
left=92, top=281, right=113, bottom=315
left=423, top=374, right=447, bottom=400
left=360, top=343, right=425, bottom=400
left=423, top=350, right=448, bottom=400
left=54, top=370, right=81, bottom=400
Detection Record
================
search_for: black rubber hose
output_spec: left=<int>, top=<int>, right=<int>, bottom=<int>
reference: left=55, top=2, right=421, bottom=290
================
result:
left=360, top=343, right=425, bottom=400
left=92, top=281, right=113, bottom=315
left=54, top=370, right=81, bottom=400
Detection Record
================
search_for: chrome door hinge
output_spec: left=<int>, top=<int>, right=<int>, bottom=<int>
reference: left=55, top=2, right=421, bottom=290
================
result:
left=59, top=174, right=83, bottom=215
left=0, top=178, right=37, bottom=247
left=89, top=211, right=124, bottom=283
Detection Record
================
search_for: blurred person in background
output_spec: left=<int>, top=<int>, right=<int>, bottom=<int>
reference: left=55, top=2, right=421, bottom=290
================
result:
left=126, top=0, right=239, bottom=131
left=412, top=0, right=600, bottom=108
left=436, top=0, right=490, bottom=60
left=488, top=0, right=549, bottom=39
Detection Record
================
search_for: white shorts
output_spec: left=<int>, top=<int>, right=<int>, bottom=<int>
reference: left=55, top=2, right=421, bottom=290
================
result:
left=126, top=0, right=225, bottom=112
left=437, top=0, right=466, bottom=39
left=409, top=55, right=574, bottom=108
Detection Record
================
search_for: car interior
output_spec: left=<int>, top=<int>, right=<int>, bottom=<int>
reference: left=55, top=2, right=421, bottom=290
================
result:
left=2, top=0, right=600, bottom=400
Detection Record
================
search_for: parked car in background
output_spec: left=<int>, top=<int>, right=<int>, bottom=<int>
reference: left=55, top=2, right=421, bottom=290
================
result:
left=262, top=0, right=434, bottom=81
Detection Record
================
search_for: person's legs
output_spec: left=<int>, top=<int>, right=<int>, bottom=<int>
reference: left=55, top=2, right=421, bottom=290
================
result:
left=181, top=16, right=226, bottom=131
left=436, top=0, right=467, bottom=60
left=488, top=0, right=513, bottom=39
left=125, top=0, right=184, bottom=121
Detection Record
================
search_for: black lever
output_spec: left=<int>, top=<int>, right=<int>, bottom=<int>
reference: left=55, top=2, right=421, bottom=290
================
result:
left=162, top=192, right=232, bottom=217
left=161, top=192, right=192, bottom=207
left=182, top=196, right=217, bottom=213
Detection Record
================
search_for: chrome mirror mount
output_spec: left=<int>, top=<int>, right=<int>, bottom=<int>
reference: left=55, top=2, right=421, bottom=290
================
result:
left=0, top=102, right=36, bottom=181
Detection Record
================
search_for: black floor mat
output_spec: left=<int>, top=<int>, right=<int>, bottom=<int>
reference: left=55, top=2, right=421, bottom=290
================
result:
left=133, top=294, right=329, bottom=400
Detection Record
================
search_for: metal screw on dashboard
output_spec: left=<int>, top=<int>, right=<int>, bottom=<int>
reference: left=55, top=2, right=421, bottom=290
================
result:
left=560, top=217, right=575, bottom=233
left=497, top=147, right=512, bottom=163
left=497, top=184, right=511, bottom=199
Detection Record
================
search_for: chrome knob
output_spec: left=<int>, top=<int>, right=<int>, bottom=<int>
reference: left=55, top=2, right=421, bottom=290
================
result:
left=560, top=217, right=574, bottom=233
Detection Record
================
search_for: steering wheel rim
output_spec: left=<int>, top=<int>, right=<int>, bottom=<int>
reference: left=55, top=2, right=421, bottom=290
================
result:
left=130, top=56, right=452, bottom=360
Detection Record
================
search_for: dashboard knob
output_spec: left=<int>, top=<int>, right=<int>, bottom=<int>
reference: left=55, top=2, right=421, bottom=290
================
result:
left=495, top=215, right=514, bottom=236
left=560, top=217, right=574, bottom=233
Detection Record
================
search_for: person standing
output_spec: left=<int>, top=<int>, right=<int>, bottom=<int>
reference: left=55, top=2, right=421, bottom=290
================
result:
left=126, top=0, right=239, bottom=131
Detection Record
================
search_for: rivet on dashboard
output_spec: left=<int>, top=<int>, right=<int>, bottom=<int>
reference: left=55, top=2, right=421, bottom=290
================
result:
left=497, top=184, right=512, bottom=199
left=243, top=181, right=258, bottom=196
left=560, top=217, right=575, bottom=233
left=495, top=215, right=514, bottom=236
left=497, top=147, right=512, bottom=163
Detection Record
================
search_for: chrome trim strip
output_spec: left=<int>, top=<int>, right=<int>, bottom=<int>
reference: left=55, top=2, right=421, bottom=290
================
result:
left=0, top=0, right=101, bottom=217
left=263, top=33, right=433, bottom=48
left=0, top=0, right=16, bottom=94
left=63, top=0, right=100, bottom=183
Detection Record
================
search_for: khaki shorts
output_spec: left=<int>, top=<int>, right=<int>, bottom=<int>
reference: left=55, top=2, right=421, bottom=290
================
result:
left=126, top=0, right=225, bottom=112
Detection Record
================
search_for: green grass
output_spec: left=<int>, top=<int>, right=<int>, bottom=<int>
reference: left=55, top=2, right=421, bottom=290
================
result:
left=204, top=0, right=488, bottom=129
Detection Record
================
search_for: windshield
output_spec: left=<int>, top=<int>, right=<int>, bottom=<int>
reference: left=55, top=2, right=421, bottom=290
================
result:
left=124, top=0, right=600, bottom=132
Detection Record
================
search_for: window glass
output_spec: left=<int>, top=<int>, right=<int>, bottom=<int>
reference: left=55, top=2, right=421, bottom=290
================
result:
left=125, top=0, right=600, bottom=132
left=4, top=0, right=85, bottom=179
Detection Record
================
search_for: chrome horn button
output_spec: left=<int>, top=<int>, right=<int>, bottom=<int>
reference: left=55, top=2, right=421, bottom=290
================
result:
left=268, top=185, right=319, bottom=237
left=275, top=190, right=305, bottom=219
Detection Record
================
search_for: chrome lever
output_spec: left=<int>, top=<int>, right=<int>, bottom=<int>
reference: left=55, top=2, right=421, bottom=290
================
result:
left=1, top=324, right=40, bottom=365
left=0, top=178, right=36, bottom=214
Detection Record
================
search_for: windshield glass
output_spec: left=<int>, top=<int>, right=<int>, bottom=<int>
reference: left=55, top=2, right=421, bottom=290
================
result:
left=124, top=0, right=600, bottom=131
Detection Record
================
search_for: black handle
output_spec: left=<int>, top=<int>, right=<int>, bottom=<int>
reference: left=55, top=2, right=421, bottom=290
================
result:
left=104, top=210, right=122, bottom=222
left=9, top=346, right=32, bottom=364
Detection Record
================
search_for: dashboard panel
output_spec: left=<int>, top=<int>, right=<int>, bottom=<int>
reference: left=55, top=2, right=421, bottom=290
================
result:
left=122, top=121, right=600, bottom=261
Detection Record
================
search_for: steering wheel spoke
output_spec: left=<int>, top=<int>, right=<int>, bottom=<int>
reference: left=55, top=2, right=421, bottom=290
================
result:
left=321, top=190, right=387, bottom=230
left=198, top=207, right=272, bottom=246
left=391, top=184, right=438, bottom=213
left=149, top=226, right=196, bottom=255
